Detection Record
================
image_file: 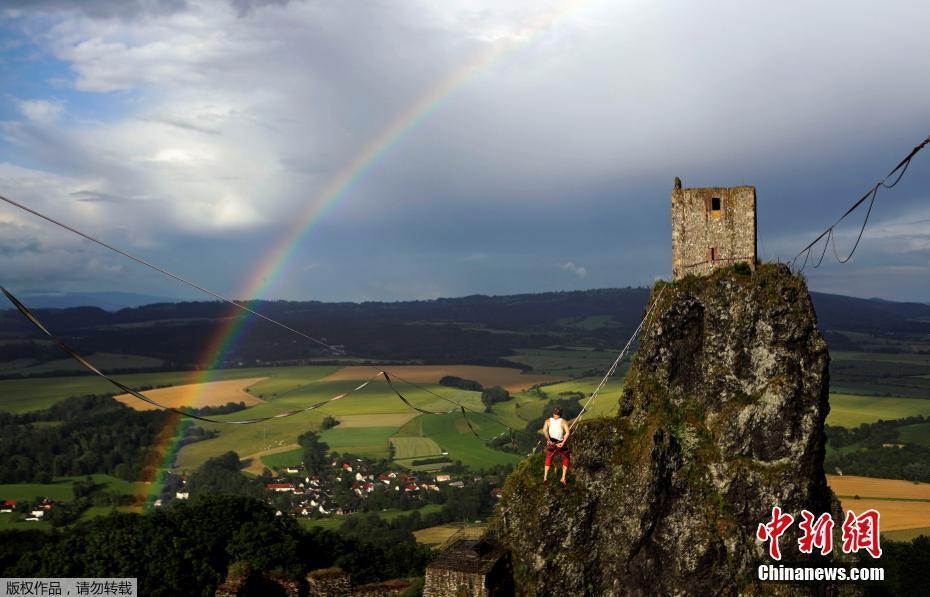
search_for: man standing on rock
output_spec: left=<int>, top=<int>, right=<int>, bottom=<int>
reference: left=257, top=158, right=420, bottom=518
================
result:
left=542, top=407, right=570, bottom=485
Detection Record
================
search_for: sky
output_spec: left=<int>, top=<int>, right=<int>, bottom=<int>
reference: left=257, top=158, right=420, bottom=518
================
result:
left=0, top=0, right=929, bottom=303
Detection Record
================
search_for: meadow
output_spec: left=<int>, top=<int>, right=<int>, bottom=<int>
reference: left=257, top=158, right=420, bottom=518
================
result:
left=5, top=352, right=930, bottom=537
left=826, top=394, right=930, bottom=427
left=174, top=367, right=538, bottom=471
left=830, top=351, right=930, bottom=400
left=0, top=474, right=142, bottom=531
left=0, top=473, right=138, bottom=502
left=0, top=366, right=309, bottom=414
left=898, top=423, right=930, bottom=446
left=298, top=503, right=444, bottom=532
left=503, top=348, right=630, bottom=377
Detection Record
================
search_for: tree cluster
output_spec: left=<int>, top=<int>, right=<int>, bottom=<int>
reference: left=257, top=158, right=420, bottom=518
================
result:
left=0, top=395, right=169, bottom=483
left=439, top=376, right=484, bottom=392
left=0, top=494, right=432, bottom=595
left=480, top=386, right=511, bottom=413
left=186, top=452, right=261, bottom=499
left=182, top=402, right=248, bottom=417
left=299, top=432, right=330, bottom=476
left=825, top=416, right=930, bottom=482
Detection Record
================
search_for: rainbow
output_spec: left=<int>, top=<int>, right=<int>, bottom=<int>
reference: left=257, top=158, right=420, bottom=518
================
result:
left=139, top=0, right=588, bottom=506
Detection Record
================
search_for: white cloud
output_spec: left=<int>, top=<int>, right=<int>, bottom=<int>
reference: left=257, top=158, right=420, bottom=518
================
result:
left=559, top=261, right=587, bottom=278
left=16, top=99, right=64, bottom=124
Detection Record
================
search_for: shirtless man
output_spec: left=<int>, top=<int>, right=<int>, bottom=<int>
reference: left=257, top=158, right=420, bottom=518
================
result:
left=542, top=407, right=570, bottom=485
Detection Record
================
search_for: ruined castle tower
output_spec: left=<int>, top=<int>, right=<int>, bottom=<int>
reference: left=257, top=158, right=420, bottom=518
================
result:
left=671, top=179, right=757, bottom=279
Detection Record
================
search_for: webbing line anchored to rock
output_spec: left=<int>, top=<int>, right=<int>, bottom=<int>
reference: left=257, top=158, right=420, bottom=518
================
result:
left=568, top=284, right=667, bottom=434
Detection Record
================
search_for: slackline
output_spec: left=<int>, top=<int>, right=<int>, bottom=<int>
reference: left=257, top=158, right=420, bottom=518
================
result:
left=1, top=285, right=512, bottom=439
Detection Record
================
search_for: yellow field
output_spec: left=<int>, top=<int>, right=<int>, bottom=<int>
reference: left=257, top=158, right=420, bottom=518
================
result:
left=115, top=377, right=267, bottom=411
left=323, top=365, right=562, bottom=392
left=835, top=499, right=930, bottom=531
left=413, top=524, right=486, bottom=548
left=827, top=475, right=930, bottom=534
left=828, top=475, right=930, bottom=501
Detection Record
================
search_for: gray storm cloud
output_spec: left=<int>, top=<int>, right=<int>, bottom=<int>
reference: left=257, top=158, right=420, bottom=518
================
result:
left=1, top=0, right=929, bottom=301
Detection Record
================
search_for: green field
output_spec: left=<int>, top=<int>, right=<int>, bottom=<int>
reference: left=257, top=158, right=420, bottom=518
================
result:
left=176, top=374, right=504, bottom=471
left=0, top=514, right=51, bottom=530
left=391, top=437, right=444, bottom=460
left=830, top=351, right=930, bottom=400
left=177, top=376, right=407, bottom=468
left=260, top=447, right=304, bottom=469
left=320, top=426, right=397, bottom=458
left=0, top=481, right=75, bottom=502
left=420, top=414, right=521, bottom=470
left=898, top=422, right=930, bottom=446
left=0, top=474, right=136, bottom=503
left=0, top=475, right=140, bottom=531
left=534, top=377, right=624, bottom=419
left=826, top=394, right=930, bottom=427
left=505, top=348, right=629, bottom=377
left=297, top=503, right=444, bottom=531
left=242, top=366, right=340, bottom=399
left=10, top=352, right=930, bottom=478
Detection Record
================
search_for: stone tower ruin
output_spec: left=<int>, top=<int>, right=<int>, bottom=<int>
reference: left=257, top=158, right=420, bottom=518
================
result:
left=671, top=179, right=756, bottom=279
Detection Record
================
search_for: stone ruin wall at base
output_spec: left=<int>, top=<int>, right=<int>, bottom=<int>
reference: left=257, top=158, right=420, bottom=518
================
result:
left=423, top=568, right=490, bottom=597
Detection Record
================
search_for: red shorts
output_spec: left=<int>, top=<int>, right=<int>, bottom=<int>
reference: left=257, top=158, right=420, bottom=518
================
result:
left=545, top=441, right=569, bottom=467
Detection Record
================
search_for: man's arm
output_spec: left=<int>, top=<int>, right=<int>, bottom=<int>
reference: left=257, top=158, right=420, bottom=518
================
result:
left=541, top=419, right=551, bottom=444
left=558, top=420, right=570, bottom=447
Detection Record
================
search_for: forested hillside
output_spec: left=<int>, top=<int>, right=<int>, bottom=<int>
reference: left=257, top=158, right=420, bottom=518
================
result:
left=2, top=287, right=928, bottom=374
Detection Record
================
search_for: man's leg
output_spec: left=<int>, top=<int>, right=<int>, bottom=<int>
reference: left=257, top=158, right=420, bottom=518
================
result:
left=560, top=451, right=569, bottom=484
left=544, top=447, right=554, bottom=482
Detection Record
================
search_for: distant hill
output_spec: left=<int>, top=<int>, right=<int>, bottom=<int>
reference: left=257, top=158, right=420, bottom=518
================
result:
left=1, top=285, right=927, bottom=372
left=810, top=292, right=930, bottom=337
left=17, top=291, right=183, bottom=311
